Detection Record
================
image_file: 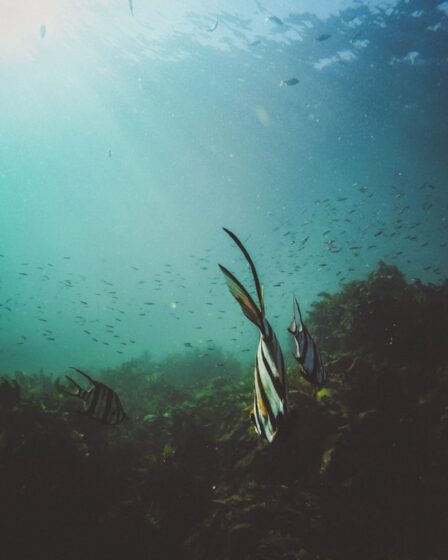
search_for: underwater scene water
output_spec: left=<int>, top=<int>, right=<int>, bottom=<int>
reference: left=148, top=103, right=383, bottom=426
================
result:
left=1, top=0, right=447, bottom=558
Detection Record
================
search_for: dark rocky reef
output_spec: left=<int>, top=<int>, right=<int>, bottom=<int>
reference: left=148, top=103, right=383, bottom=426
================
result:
left=1, top=263, right=447, bottom=560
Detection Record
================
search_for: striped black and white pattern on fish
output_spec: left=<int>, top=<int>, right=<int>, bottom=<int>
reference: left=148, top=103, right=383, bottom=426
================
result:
left=251, top=319, right=287, bottom=442
left=65, top=367, right=127, bottom=425
left=288, top=298, right=327, bottom=387
left=219, top=228, right=287, bottom=443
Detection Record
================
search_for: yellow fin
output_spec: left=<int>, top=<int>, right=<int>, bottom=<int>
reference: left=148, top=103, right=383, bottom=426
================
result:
left=219, top=264, right=263, bottom=330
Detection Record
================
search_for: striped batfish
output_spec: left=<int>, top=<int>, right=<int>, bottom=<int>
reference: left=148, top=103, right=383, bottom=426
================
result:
left=64, top=367, right=127, bottom=425
left=288, top=297, right=327, bottom=387
left=219, top=228, right=287, bottom=443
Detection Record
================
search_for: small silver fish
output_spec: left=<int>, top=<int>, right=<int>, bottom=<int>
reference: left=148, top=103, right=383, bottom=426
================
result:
left=266, top=15, right=283, bottom=25
left=280, top=78, right=299, bottom=87
left=207, top=19, right=218, bottom=32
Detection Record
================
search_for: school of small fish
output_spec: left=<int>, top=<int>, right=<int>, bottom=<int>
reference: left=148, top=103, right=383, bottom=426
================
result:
left=1, top=3, right=446, bottom=440
left=1, top=173, right=445, bottom=436
left=1, top=160, right=445, bottom=439
left=1, top=227, right=327, bottom=437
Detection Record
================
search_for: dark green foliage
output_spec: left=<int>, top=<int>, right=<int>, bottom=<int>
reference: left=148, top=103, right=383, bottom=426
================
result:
left=0, top=378, right=20, bottom=407
left=308, top=262, right=448, bottom=367
left=0, top=263, right=447, bottom=560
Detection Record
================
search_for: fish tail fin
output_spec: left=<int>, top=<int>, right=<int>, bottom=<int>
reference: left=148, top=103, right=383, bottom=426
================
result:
left=219, top=264, right=264, bottom=331
left=222, top=227, right=265, bottom=314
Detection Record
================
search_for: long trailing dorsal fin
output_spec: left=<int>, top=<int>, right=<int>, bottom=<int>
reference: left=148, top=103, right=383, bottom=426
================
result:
left=69, top=366, right=95, bottom=386
left=293, top=296, right=304, bottom=326
left=64, top=376, right=83, bottom=396
left=288, top=296, right=306, bottom=337
left=222, top=227, right=265, bottom=316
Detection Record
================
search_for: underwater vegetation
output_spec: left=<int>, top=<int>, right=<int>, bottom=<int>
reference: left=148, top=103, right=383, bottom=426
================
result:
left=1, top=262, right=448, bottom=560
left=309, top=261, right=448, bottom=368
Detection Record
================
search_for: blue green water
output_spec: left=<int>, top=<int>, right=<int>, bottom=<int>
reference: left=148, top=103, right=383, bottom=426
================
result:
left=1, top=0, right=447, bottom=373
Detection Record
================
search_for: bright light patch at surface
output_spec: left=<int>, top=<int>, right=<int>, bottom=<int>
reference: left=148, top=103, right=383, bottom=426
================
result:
left=1, top=0, right=445, bottom=374
left=438, top=1, right=448, bottom=15
left=0, top=0, right=101, bottom=61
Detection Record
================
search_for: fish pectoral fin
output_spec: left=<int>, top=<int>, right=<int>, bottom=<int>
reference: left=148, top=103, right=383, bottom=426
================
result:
left=219, top=264, right=263, bottom=330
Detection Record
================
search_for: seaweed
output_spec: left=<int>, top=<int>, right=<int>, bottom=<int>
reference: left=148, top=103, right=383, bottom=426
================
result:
left=0, top=262, right=447, bottom=560
left=308, top=262, right=448, bottom=368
